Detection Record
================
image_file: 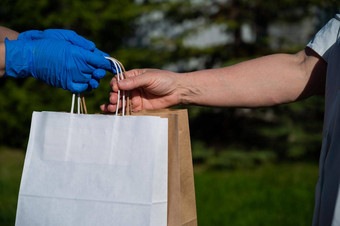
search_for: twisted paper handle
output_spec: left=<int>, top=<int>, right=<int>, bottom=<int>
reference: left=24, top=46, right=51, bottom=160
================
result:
left=70, top=93, right=87, bottom=114
left=70, top=57, right=132, bottom=115
left=105, top=57, right=132, bottom=116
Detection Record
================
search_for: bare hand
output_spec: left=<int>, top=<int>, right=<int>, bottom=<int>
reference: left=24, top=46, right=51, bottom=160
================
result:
left=101, top=69, right=181, bottom=112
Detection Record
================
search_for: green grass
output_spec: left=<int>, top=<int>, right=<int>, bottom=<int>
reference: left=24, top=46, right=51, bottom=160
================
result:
left=0, top=149, right=25, bottom=226
left=195, top=163, right=318, bottom=226
left=0, top=149, right=318, bottom=226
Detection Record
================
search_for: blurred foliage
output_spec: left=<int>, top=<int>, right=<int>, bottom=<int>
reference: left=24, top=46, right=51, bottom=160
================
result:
left=143, top=0, right=340, bottom=68
left=0, top=0, right=339, bottom=166
left=190, top=96, right=325, bottom=165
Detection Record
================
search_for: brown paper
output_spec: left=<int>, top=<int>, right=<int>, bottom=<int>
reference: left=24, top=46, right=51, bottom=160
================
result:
left=133, top=109, right=197, bottom=226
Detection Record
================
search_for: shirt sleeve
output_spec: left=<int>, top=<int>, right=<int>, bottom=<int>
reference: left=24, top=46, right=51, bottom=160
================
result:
left=307, top=14, right=340, bottom=63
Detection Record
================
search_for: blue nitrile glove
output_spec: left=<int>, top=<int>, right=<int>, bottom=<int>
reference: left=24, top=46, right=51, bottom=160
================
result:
left=4, top=38, right=111, bottom=93
left=18, top=29, right=110, bottom=57
left=18, top=29, right=113, bottom=89
left=19, top=29, right=95, bottom=51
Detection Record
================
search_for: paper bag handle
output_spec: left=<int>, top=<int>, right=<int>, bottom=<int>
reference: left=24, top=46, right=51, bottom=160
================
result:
left=105, top=57, right=132, bottom=116
left=70, top=93, right=87, bottom=114
left=69, top=57, right=132, bottom=116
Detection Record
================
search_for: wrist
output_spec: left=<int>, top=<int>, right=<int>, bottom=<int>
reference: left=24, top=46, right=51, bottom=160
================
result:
left=176, top=72, right=201, bottom=105
left=4, top=38, right=33, bottom=78
left=0, top=42, right=5, bottom=77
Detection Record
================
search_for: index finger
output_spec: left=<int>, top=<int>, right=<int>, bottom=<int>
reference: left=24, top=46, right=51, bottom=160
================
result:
left=83, top=51, right=112, bottom=71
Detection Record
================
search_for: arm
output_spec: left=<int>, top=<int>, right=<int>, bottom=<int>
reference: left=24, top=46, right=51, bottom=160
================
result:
left=0, top=42, right=5, bottom=76
left=0, top=26, right=19, bottom=77
left=102, top=47, right=326, bottom=112
left=179, top=47, right=326, bottom=107
left=0, top=26, right=19, bottom=41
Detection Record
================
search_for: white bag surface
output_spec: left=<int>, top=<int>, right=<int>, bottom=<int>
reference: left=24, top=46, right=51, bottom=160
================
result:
left=15, top=111, right=168, bottom=226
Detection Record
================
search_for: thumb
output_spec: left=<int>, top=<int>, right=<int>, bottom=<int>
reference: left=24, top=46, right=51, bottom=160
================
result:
left=17, top=30, right=42, bottom=40
left=55, top=30, right=96, bottom=51
left=31, top=29, right=96, bottom=52
left=118, top=76, right=148, bottom=91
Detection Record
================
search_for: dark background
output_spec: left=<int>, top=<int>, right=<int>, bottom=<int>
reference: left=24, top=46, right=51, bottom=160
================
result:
left=0, top=1, right=339, bottom=225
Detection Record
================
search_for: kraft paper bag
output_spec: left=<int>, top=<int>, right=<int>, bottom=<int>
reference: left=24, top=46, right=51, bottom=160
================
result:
left=133, top=109, right=197, bottom=226
left=15, top=111, right=168, bottom=226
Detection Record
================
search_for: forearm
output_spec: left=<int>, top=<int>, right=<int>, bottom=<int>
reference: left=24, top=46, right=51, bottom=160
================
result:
left=0, top=26, right=19, bottom=41
left=0, top=26, right=19, bottom=77
left=178, top=48, right=326, bottom=107
left=0, top=42, right=5, bottom=77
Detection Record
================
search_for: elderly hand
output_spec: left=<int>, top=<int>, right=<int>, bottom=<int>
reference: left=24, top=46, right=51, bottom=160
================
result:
left=101, top=69, right=182, bottom=112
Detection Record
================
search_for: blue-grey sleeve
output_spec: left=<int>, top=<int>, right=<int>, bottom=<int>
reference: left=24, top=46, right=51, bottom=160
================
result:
left=307, top=14, right=340, bottom=63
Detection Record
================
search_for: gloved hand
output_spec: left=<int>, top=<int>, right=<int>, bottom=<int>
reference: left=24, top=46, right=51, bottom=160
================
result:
left=18, top=29, right=98, bottom=53
left=4, top=38, right=111, bottom=93
left=18, top=29, right=112, bottom=80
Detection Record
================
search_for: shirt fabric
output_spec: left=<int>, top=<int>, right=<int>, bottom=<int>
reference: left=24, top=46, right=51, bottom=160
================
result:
left=306, top=14, right=340, bottom=226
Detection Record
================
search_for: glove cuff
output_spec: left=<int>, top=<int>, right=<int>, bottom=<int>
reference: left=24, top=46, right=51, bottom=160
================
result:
left=4, top=38, right=34, bottom=78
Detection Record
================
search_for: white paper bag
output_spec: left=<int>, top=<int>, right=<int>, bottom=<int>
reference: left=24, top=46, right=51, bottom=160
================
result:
left=15, top=111, right=168, bottom=226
